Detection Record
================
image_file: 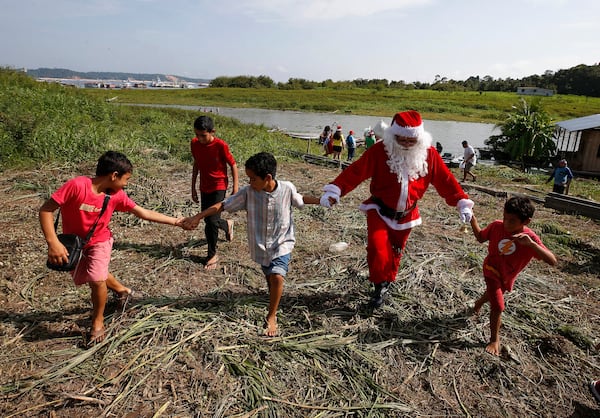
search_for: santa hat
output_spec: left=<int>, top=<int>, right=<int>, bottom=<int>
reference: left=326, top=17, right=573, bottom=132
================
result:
left=349, top=130, right=354, bottom=135
left=336, top=125, right=342, bottom=131
left=388, top=110, right=424, bottom=138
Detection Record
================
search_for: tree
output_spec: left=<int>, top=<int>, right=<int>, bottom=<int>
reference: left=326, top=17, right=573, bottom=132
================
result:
left=486, top=98, right=556, bottom=171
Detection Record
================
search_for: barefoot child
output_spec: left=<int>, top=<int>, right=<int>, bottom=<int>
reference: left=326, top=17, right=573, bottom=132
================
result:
left=40, top=151, right=188, bottom=345
left=184, top=152, right=320, bottom=336
left=469, top=196, right=557, bottom=355
left=190, top=115, right=239, bottom=270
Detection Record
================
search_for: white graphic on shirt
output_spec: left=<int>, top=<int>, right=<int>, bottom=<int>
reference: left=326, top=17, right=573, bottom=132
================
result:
left=79, top=203, right=100, bottom=213
left=498, top=238, right=516, bottom=255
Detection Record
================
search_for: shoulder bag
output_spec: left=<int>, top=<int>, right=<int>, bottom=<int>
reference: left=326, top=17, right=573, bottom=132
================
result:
left=46, top=194, right=110, bottom=271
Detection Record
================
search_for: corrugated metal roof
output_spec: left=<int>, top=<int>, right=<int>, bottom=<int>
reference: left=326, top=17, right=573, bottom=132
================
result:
left=556, top=114, right=600, bottom=132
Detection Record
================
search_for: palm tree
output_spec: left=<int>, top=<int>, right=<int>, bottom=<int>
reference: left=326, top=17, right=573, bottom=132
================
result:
left=486, top=98, right=556, bottom=171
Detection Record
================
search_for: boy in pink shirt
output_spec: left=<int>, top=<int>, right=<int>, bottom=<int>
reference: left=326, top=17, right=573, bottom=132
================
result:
left=469, top=196, right=557, bottom=356
left=40, top=151, right=188, bottom=345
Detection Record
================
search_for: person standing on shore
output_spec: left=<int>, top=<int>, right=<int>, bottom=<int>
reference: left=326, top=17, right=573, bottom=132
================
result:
left=346, top=130, right=356, bottom=161
left=546, top=159, right=573, bottom=195
left=320, top=110, right=473, bottom=308
left=331, top=126, right=345, bottom=160
left=461, top=140, right=477, bottom=182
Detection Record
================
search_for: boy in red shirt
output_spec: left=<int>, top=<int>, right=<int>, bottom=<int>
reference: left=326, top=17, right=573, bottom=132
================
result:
left=40, top=151, right=188, bottom=345
left=190, top=116, right=239, bottom=270
left=469, top=196, right=557, bottom=356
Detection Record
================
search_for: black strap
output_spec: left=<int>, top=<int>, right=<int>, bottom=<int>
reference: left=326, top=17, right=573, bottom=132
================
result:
left=371, top=196, right=417, bottom=221
left=53, top=194, right=111, bottom=243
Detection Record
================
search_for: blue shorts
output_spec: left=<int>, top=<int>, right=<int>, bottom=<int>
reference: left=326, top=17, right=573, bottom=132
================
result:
left=261, top=253, right=291, bottom=277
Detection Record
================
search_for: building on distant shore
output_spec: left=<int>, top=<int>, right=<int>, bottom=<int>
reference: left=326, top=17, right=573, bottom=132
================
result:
left=517, top=86, right=554, bottom=96
left=554, top=114, right=600, bottom=176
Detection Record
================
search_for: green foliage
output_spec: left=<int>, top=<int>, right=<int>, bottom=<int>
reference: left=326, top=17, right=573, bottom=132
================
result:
left=486, top=98, right=556, bottom=171
left=0, top=68, right=305, bottom=171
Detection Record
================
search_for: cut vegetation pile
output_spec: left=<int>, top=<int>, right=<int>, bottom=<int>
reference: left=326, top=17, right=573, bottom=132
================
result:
left=1, top=160, right=599, bottom=417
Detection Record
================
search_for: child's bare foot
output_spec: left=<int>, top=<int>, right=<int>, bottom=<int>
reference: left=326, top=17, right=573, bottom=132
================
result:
left=485, top=341, right=501, bottom=356
left=263, top=315, right=278, bottom=337
left=88, top=327, right=106, bottom=346
left=204, top=255, right=219, bottom=270
left=226, top=220, right=234, bottom=241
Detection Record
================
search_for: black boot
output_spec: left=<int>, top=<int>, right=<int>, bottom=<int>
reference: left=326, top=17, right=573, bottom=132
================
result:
left=369, top=282, right=390, bottom=308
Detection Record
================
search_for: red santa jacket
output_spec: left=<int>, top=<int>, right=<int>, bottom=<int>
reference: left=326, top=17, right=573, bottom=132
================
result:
left=330, top=142, right=468, bottom=230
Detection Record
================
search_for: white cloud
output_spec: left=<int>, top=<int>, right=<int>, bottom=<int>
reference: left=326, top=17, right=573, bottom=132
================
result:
left=218, top=0, right=432, bottom=22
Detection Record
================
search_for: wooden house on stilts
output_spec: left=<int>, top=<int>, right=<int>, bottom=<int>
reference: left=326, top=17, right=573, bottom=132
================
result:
left=554, top=114, right=600, bottom=177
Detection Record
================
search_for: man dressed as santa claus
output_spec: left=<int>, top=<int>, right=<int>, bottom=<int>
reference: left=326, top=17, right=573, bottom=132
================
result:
left=320, top=110, right=474, bottom=308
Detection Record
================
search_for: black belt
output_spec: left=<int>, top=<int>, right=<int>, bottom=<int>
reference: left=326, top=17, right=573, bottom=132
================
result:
left=371, top=196, right=417, bottom=221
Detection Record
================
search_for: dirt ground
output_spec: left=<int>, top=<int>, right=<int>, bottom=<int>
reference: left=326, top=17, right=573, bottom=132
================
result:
left=1, top=159, right=599, bottom=417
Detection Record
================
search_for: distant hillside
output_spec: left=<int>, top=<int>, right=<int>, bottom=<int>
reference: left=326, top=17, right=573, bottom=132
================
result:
left=25, top=67, right=211, bottom=84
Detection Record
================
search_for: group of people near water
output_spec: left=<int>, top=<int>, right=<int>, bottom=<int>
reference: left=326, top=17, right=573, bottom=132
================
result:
left=41, top=110, right=569, bottom=364
left=319, top=120, right=390, bottom=162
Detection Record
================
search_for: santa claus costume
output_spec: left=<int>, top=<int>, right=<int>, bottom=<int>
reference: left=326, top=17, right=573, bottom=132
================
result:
left=320, top=110, right=474, bottom=308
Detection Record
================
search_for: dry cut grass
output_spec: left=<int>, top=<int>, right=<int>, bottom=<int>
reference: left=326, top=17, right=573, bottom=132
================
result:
left=1, top=160, right=599, bottom=417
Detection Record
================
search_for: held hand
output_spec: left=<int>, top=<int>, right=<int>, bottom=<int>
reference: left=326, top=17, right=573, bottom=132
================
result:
left=173, top=217, right=187, bottom=229
left=320, top=192, right=339, bottom=208
left=457, top=198, right=474, bottom=223
left=182, top=215, right=202, bottom=230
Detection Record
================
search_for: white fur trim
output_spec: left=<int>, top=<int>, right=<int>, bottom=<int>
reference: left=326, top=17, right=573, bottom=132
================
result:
left=323, top=183, right=341, bottom=196
left=388, top=122, right=424, bottom=138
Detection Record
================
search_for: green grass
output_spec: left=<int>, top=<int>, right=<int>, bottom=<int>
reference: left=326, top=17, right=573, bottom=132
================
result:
left=0, top=69, right=308, bottom=171
left=82, top=87, right=600, bottom=124
left=3, top=66, right=600, bottom=204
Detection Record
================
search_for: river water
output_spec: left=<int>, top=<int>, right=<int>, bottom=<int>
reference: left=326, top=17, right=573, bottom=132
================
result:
left=130, top=104, right=499, bottom=157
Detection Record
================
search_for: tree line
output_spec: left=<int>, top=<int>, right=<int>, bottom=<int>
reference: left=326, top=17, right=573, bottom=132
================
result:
left=210, top=63, right=600, bottom=97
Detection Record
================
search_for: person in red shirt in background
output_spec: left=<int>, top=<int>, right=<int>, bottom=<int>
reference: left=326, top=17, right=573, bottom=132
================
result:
left=191, top=115, right=239, bottom=270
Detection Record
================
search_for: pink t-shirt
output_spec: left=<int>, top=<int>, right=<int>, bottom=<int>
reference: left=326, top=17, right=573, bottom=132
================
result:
left=51, top=176, right=137, bottom=246
left=480, top=220, right=546, bottom=291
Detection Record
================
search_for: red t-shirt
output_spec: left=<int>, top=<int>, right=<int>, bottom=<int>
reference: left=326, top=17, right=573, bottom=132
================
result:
left=51, top=176, right=137, bottom=246
left=190, top=137, right=236, bottom=193
left=480, top=220, right=546, bottom=291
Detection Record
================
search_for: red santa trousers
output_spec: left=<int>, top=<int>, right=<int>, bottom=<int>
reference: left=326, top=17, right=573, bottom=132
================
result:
left=366, top=210, right=412, bottom=284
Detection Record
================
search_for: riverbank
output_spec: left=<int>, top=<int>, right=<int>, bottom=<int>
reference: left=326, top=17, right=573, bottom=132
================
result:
left=82, top=87, right=600, bottom=124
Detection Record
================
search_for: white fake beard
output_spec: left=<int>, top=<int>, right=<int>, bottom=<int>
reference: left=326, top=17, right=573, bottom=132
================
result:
left=382, top=130, right=432, bottom=181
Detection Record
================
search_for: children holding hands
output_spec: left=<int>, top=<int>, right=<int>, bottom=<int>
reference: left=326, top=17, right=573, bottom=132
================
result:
left=469, top=196, right=557, bottom=356
left=183, top=152, right=320, bottom=336
left=190, top=115, right=239, bottom=270
left=40, top=151, right=190, bottom=345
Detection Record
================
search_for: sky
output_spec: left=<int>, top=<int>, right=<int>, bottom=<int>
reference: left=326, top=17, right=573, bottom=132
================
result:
left=1, top=0, right=599, bottom=84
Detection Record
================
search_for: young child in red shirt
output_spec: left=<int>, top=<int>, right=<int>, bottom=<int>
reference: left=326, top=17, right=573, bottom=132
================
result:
left=469, top=196, right=557, bottom=356
left=190, top=115, right=239, bottom=270
left=40, top=151, right=188, bottom=345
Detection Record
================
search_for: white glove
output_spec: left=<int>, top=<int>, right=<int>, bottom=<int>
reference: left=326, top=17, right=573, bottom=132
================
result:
left=320, top=184, right=341, bottom=209
left=457, top=198, right=474, bottom=223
